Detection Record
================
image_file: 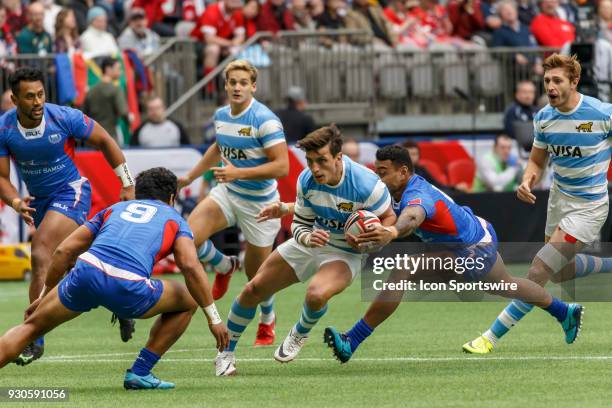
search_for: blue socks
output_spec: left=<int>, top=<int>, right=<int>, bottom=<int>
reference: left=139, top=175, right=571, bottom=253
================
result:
left=575, top=254, right=612, bottom=278
left=197, top=240, right=232, bottom=273
left=544, top=297, right=568, bottom=322
left=346, top=319, right=374, bottom=352
left=226, top=299, right=257, bottom=352
left=294, top=303, right=328, bottom=336
left=131, top=348, right=160, bottom=376
left=34, top=336, right=44, bottom=347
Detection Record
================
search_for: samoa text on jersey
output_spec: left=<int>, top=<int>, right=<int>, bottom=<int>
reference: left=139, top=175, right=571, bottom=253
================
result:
left=533, top=94, right=612, bottom=201
left=0, top=104, right=94, bottom=197
left=214, top=98, right=286, bottom=202
left=294, top=156, right=391, bottom=253
left=82, top=199, right=193, bottom=279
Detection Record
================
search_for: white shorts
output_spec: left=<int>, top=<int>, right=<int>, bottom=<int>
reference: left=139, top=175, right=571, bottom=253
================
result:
left=277, top=238, right=365, bottom=282
left=546, top=188, right=609, bottom=243
left=208, top=183, right=281, bottom=247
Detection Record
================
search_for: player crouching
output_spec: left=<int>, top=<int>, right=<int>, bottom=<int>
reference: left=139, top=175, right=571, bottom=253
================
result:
left=0, top=167, right=229, bottom=389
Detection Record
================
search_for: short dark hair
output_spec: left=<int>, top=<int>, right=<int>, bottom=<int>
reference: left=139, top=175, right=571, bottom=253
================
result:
left=494, top=133, right=513, bottom=146
left=135, top=167, right=177, bottom=203
left=101, top=57, right=119, bottom=74
left=297, top=124, right=343, bottom=156
left=8, top=67, right=45, bottom=97
left=376, top=145, right=414, bottom=173
left=402, top=140, right=419, bottom=151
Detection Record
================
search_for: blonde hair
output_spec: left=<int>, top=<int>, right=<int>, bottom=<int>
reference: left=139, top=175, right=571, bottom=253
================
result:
left=542, top=53, right=582, bottom=83
left=224, top=60, right=258, bottom=83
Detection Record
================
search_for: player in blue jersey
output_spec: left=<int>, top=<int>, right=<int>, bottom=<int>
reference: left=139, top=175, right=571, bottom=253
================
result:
left=315, top=145, right=583, bottom=363
left=464, top=53, right=612, bottom=353
left=178, top=60, right=289, bottom=346
left=0, top=168, right=229, bottom=389
left=214, top=125, right=396, bottom=376
left=0, top=68, right=136, bottom=365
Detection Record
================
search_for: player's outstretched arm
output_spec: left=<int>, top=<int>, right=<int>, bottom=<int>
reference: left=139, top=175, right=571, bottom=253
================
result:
left=387, top=205, right=426, bottom=240
left=211, top=143, right=289, bottom=183
left=178, top=142, right=222, bottom=189
left=173, top=237, right=229, bottom=351
left=256, top=201, right=295, bottom=222
left=0, top=156, right=35, bottom=225
left=86, top=121, right=135, bottom=201
left=517, top=146, right=548, bottom=205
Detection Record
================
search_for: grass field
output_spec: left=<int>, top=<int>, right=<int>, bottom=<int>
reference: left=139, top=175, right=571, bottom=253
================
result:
left=1, top=265, right=612, bottom=408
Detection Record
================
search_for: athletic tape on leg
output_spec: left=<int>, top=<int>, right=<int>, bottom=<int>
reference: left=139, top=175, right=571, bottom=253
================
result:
left=535, top=243, right=570, bottom=273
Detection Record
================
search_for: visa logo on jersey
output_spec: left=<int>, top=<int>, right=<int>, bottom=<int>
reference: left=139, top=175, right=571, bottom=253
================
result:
left=220, top=145, right=247, bottom=160
left=550, top=145, right=583, bottom=158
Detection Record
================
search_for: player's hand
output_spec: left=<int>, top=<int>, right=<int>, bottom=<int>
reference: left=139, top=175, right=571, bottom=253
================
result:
left=177, top=176, right=191, bottom=190
left=211, top=157, right=242, bottom=183
left=119, top=185, right=135, bottom=201
left=24, top=297, right=42, bottom=320
left=355, top=224, right=398, bottom=248
left=306, top=229, right=329, bottom=248
left=12, top=196, right=36, bottom=226
left=208, top=322, right=230, bottom=352
left=517, top=173, right=537, bottom=204
left=257, top=202, right=287, bottom=222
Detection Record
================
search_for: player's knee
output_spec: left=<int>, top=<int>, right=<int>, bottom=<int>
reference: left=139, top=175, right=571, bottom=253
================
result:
left=304, top=286, right=329, bottom=311
left=241, top=280, right=266, bottom=304
left=549, top=272, right=564, bottom=284
left=526, top=264, right=550, bottom=286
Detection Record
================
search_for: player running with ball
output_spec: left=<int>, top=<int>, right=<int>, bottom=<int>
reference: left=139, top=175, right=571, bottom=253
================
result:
left=214, top=125, right=396, bottom=376
left=464, top=54, right=612, bottom=354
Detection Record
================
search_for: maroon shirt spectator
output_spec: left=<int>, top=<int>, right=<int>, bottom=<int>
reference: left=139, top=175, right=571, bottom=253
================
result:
left=447, top=0, right=485, bottom=40
left=256, top=0, right=295, bottom=33
left=4, top=0, right=27, bottom=34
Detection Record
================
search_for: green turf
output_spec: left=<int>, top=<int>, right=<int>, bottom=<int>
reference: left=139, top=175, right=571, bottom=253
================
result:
left=1, top=265, right=612, bottom=408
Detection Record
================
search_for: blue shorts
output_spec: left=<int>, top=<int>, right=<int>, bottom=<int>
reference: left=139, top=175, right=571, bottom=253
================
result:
left=32, top=178, right=91, bottom=228
left=58, top=259, right=163, bottom=319
left=453, top=221, right=499, bottom=282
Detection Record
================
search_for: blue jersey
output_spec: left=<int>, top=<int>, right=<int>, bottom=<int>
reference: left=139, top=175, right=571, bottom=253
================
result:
left=0, top=103, right=94, bottom=197
left=398, top=175, right=488, bottom=244
left=293, top=156, right=391, bottom=253
left=533, top=94, right=612, bottom=201
left=83, top=199, right=193, bottom=278
left=214, top=98, right=286, bottom=202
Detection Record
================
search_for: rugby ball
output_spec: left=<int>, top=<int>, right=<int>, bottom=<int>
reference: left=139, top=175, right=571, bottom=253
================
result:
left=344, top=210, right=381, bottom=237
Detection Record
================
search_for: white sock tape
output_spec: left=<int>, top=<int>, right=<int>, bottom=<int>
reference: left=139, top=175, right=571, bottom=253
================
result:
left=536, top=243, right=569, bottom=273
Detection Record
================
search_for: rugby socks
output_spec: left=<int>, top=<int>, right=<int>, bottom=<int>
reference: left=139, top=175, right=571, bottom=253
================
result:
left=227, top=299, right=257, bottom=352
left=259, top=296, right=275, bottom=325
left=293, top=303, right=328, bottom=337
left=197, top=240, right=233, bottom=274
left=574, top=254, right=612, bottom=278
left=484, top=300, right=534, bottom=346
left=131, top=348, right=160, bottom=376
left=34, top=336, right=44, bottom=347
left=543, top=297, right=569, bottom=322
left=346, top=319, right=374, bottom=353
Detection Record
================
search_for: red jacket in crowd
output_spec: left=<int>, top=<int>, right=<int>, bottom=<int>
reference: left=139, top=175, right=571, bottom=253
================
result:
left=256, top=0, right=295, bottom=33
left=447, top=0, right=485, bottom=40
left=132, top=0, right=166, bottom=26
left=191, top=2, right=245, bottom=41
left=529, top=13, right=575, bottom=47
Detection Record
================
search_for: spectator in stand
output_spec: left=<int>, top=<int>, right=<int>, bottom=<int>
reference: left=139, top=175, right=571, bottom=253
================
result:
left=403, top=140, right=469, bottom=193
left=274, top=86, right=316, bottom=143
left=342, top=138, right=361, bottom=163
left=557, top=0, right=577, bottom=24
left=257, top=0, right=295, bottom=33
left=0, top=7, right=16, bottom=58
left=503, top=80, right=538, bottom=151
left=477, top=0, right=501, bottom=44
left=0, top=89, right=14, bottom=113
left=80, top=6, right=119, bottom=59
left=54, top=9, right=81, bottom=54
left=3, top=0, right=26, bottom=35
left=192, top=0, right=245, bottom=80
left=292, top=0, right=316, bottom=30
left=71, top=0, right=120, bottom=36
left=473, top=134, right=521, bottom=192
left=244, top=0, right=259, bottom=39
left=517, top=0, right=537, bottom=26
left=132, top=0, right=175, bottom=37
left=383, top=0, right=424, bottom=48
left=447, top=0, right=485, bottom=42
left=598, top=0, right=612, bottom=43
left=316, top=0, right=347, bottom=30
left=131, top=97, right=190, bottom=147
left=346, top=0, right=397, bottom=48
left=410, top=0, right=454, bottom=45
left=118, top=8, right=161, bottom=59
left=530, top=0, right=575, bottom=47
left=16, top=3, right=53, bottom=55
left=309, top=0, right=325, bottom=19
left=41, top=0, right=62, bottom=38
left=83, top=57, right=129, bottom=143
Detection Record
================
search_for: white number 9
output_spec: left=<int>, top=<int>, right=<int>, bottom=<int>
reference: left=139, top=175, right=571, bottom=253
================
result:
left=120, top=203, right=157, bottom=223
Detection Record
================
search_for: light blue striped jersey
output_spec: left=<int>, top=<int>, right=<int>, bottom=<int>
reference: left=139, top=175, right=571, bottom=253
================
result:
left=214, top=98, right=286, bottom=202
left=533, top=94, right=612, bottom=201
left=294, top=156, right=392, bottom=253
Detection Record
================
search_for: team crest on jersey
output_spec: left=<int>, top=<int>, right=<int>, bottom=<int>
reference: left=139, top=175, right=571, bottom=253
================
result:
left=550, top=145, right=583, bottom=158
left=238, top=127, right=252, bottom=136
left=575, top=122, right=593, bottom=133
left=336, top=202, right=354, bottom=212
left=48, top=133, right=61, bottom=144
